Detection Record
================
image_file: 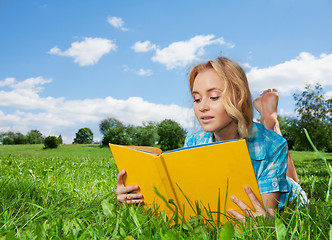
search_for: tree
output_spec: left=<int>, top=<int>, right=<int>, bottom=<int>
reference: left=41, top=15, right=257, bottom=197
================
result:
left=278, top=116, right=299, bottom=150
left=57, top=135, right=63, bottom=144
left=13, top=132, right=26, bottom=144
left=0, top=132, right=5, bottom=144
left=102, top=126, right=131, bottom=146
left=99, top=118, right=124, bottom=135
left=157, top=119, right=187, bottom=151
left=73, top=128, right=94, bottom=144
left=100, top=118, right=131, bottom=146
left=293, top=83, right=332, bottom=151
left=127, top=122, right=159, bottom=146
left=44, top=136, right=59, bottom=149
left=26, top=130, right=44, bottom=144
left=1, top=131, right=14, bottom=145
left=1, top=131, right=26, bottom=145
left=3, top=136, right=15, bottom=145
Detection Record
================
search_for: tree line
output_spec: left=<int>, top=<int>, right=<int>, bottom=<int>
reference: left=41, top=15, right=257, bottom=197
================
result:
left=74, top=118, right=187, bottom=151
left=0, top=130, right=63, bottom=146
left=1, top=83, right=331, bottom=152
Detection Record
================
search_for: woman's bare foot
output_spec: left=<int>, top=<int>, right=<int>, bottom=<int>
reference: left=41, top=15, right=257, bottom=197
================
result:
left=253, top=89, right=280, bottom=134
left=253, top=92, right=264, bottom=124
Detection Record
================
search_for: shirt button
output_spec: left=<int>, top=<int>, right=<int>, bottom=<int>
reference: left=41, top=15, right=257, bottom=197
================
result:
left=272, top=182, right=278, bottom=188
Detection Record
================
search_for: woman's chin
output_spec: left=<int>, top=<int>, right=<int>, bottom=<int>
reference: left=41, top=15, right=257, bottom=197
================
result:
left=201, top=126, right=215, bottom=133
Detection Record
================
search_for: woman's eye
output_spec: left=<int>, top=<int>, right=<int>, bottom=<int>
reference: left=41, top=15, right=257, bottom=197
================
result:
left=210, top=96, right=220, bottom=100
left=194, top=99, right=201, bottom=103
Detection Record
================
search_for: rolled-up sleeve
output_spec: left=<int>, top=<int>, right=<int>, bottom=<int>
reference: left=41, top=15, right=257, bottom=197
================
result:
left=257, top=133, right=289, bottom=195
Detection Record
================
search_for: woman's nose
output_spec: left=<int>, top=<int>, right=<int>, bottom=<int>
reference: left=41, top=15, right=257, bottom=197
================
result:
left=199, top=99, right=209, bottom=112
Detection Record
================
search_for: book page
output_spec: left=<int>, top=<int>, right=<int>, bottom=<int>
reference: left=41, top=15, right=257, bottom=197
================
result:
left=109, top=144, right=173, bottom=215
left=161, top=139, right=262, bottom=222
left=126, top=145, right=162, bottom=155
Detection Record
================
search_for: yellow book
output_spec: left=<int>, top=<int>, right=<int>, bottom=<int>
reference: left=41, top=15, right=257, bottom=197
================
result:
left=109, top=139, right=263, bottom=222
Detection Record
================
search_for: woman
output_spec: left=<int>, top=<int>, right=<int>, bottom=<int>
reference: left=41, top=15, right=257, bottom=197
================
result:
left=116, top=57, right=307, bottom=222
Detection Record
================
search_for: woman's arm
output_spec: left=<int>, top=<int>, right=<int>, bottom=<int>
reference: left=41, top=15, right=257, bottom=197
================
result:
left=115, top=170, right=144, bottom=204
left=228, top=185, right=279, bottom=223
left=261, top=191, right=280, bottom=213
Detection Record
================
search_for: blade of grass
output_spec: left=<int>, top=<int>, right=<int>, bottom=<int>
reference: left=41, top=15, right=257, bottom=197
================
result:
left=217, top=221, right=234, bottom=240
left=217, top=188, right=221, bottom=229
left=129, top=207, right=142, bottom=234
left=153, top=186, right=179, bottom=224
left=175, top=183, right=197, bottom=216
left=275, top=218, right=287, bottom=240
left=224, top=178, right=229, bottom=225
left=304, top=129, right=332, bottom=202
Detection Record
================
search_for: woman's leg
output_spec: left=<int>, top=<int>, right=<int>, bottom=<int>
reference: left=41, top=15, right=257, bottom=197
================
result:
left=254, top=89, right=299, bottom=183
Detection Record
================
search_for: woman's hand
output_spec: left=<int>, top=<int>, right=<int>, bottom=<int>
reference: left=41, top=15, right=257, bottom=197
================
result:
left=115, top=170, right=144, bottom=204
left=228, top=185, right=277, bottom=223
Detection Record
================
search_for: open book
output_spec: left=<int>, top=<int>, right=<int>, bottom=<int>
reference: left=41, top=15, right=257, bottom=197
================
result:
left=109, top=139, right=263, bottom=222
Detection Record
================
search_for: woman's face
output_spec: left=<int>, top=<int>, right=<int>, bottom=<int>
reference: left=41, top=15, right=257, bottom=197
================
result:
left=192, top=68, right=237, bottom=139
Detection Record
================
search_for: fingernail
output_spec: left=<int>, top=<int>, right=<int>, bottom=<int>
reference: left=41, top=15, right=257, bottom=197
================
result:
left=231, top=196, right=236, bottom=201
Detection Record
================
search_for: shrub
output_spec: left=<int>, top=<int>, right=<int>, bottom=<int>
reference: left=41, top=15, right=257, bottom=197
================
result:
left=44, top=136, right=59, bottom=149
left=3, top=137, right=15, bottom=145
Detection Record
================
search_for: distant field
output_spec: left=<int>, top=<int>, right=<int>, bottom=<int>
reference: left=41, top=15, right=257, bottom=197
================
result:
left=0, top=144, right=331, bottom=239
left=0, top=143, right=112, bottom=159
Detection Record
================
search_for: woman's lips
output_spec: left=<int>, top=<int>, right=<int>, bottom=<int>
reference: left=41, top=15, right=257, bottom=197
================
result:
left=200, top=116, right=214, bottom=124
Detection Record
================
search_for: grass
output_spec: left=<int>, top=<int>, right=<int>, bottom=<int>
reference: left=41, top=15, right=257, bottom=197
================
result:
left=0, top=144, right=111, bottom=159
left=291, top=150, right=332, bottom=200
left=0, top=144, right=331, bottom=239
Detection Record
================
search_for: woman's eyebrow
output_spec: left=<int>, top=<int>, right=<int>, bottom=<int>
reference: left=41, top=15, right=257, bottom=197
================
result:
left=207, top=88, right=222, bottom=92
left=192, top=88, right=222, bottom=95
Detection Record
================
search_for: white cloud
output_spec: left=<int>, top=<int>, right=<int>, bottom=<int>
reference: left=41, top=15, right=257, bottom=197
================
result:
left=151, top=35, right=233, bottom=70
left=136, top=69, right=153, bottom=76
left=247, top=52, right=332, bottom=94
left=0, top=78, right=16, bottom=87
left=325, top=91, right=332, bottom=99
left=107, top=16, right=128, bottom=31
left=239, top=62, right=253, bottom=70
left=122, top=65, right=130, bottom=72
left=48, top=37, right=117, bottom=66
left=122, top=66, right=153, bottom=76
left=0, top=77, right=194, bottom=143
left=0, top=77, right=58, bottom=110
left=132, top=41, right=157, bottom=52
left=279, top=108, right=297, bottom=118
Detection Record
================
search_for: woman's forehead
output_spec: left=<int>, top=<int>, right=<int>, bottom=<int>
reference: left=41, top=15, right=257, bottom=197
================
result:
left=193, top=69, right=225, bottom=92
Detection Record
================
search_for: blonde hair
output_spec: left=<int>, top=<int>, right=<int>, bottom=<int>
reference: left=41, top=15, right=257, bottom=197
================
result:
left=189, top=57, right=253, bottom=138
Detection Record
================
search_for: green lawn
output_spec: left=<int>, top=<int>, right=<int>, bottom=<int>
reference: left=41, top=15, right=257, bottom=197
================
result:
left=0, top=144, right=331, bottom=239
left=0, top=143, right=111, bottom=159
left=290, top=150, right=332, bottom=200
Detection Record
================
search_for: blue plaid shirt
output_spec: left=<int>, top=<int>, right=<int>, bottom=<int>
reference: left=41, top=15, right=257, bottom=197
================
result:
left=184, top=122, right=307, bottom=210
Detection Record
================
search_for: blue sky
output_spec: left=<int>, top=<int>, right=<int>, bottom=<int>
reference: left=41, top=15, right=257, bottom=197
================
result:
left=1, top=0, right=332, bottom=143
